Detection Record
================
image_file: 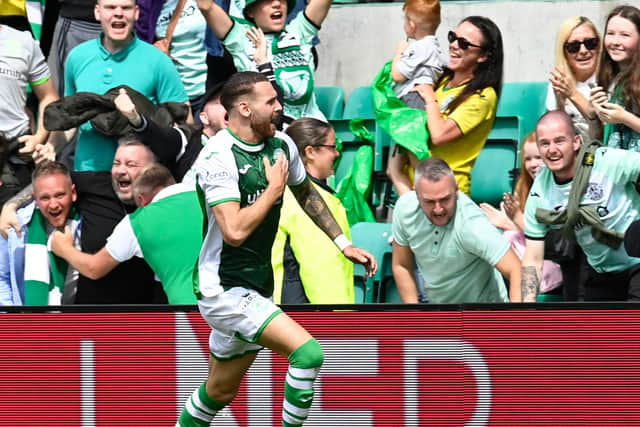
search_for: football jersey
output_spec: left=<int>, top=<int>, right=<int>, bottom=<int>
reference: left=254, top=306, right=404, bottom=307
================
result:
left=187, top=128, right=306, bottom=298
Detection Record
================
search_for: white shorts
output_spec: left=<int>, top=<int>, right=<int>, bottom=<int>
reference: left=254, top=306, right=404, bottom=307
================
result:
left=198, top=287, right=282, bottom=360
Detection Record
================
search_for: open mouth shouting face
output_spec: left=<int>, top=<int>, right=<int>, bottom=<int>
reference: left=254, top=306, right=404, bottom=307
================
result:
left=111, top=144, right=155, bottom=205
left=94, top=0, right=139, bottom=52
left=34, top=174, right=77, bottom=230
left=247, top=0, right=288, bottom=33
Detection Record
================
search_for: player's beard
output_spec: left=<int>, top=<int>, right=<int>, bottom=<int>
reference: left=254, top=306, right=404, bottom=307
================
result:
left=250, top=112, right=276, bottom=139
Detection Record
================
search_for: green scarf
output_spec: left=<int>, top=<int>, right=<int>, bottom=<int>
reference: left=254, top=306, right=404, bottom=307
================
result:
left=535, top=140, right=625, bottom=249
left=24, top=208, right=81, bottom=305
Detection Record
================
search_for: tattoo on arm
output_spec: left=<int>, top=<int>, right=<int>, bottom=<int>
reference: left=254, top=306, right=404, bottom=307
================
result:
left=290, top=179, right=342, bottom=239
left=7, top=184, right=34, bottom=208
left=522, top=266, right=539, bottom=301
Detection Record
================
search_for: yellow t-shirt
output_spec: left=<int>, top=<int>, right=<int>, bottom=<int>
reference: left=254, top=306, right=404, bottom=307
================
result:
left=0, top=0, right=26, bottom=16
left=430, top=78, right=497, bottom=194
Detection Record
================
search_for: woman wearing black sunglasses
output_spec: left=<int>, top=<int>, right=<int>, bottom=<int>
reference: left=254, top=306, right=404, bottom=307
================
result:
left=546, top=16, right=601, bottom=144
left=407, top=16, right=503, bottom=196
left=590, top=5, right=640, bottom=152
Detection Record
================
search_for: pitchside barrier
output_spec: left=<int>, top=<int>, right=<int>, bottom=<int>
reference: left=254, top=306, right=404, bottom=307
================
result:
left=1, top=303, right=640, bottom=426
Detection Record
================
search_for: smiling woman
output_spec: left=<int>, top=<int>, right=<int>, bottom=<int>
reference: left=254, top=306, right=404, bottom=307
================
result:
left=546, top=16, right=601, bottom=143
left=590, top=5, right=640, bottom=152
left=409, top=15, right=504, bottom=195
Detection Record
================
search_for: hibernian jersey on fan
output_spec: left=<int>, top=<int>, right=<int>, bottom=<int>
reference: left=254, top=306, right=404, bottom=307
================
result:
left=185, top=129, right=306, bottom=299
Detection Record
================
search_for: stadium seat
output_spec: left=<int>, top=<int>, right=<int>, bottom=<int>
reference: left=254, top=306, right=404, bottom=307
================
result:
left=314, top=86, right=345, bottom=120
left=344, top=86, right=392, bottom=173
left=537, top=293, right=564, bottom=302
left=350, top=222, right=394, bottom=302
left=329, top=118, right=376, bottom=190
left=497, top=81, right=547, bottom=142
left=470, top=138, right=518, bottom=207
left=344, top=86, right=375, bottom=119
left=489, top=115, right=520, bottom=143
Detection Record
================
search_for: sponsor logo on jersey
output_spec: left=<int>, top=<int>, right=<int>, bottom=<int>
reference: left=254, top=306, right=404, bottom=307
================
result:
left=205, top=170, right=229, bottom=184
left=239, top=164, right=252, bottom=174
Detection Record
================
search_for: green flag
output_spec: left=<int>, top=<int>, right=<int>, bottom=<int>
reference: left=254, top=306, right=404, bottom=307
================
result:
left=371, top=61, right=431, bottom=161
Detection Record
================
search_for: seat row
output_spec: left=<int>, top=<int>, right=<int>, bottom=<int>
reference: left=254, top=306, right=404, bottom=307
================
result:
left=314, top=82, right=548, bottom=208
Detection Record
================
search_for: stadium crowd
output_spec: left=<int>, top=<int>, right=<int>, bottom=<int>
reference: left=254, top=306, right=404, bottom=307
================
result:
left=4, top=1, right=640, bottom=425
left=1, top=0, right=640, bottom=310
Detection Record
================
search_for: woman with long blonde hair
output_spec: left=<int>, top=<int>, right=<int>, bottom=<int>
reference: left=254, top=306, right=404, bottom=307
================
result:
left=547, top=16, right=601, bottom=143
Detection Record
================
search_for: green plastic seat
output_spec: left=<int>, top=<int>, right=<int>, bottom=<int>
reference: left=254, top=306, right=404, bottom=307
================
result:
left=344, top=86, right=375, bottom=119
left=497, top=81, right=548, bottom=142
left=314, top=86, right=345, bottom=120
left=470, top=138, right=517, bottom=207
left=328, top=118, right=376, bottom=191
left=537, top=293, right=564, bottom=302
left=344, top=86, right=392, bottom=173
left=350, top=222, right=393, bottom=303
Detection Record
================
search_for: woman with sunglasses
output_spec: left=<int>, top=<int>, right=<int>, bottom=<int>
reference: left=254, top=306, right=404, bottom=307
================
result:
left=590, top=5, right=640, bottom=151
left=271, top=117, right=355, bottom=304
left=546, top=16, right=601, bottom=143
left=409, top=16, right=503, bottom=195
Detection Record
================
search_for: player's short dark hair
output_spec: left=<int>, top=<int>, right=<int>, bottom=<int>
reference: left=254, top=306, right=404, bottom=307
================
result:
left=220, top=71, right=269, bottom=112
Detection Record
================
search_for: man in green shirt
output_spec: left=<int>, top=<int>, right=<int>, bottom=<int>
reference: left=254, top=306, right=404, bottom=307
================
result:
left=392, top=157, right=521, bottom=303
left=181, top=71, right=376, bottom=427
left=50, top=162, right=199, bottom=304
left=522, top=110, right=640, bottom=302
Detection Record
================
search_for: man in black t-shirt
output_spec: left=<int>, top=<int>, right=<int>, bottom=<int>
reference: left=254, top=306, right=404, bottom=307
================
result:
left=0, top=140, right=166, bottom=304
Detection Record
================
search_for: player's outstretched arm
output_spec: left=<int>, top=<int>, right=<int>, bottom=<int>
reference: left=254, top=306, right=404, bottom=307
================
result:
left=305, top=0, right=332, bottom=27
left=51, top=226, right=119, bottom=280
left=197, top=0, right=234, bottom=40
left=290, top=179, right=378, bottom=276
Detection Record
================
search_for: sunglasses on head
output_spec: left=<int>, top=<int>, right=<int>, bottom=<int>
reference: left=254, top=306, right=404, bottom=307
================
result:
left=564, top=37, right=599, bottom=54
left=447, top=30, right=484, bottom=50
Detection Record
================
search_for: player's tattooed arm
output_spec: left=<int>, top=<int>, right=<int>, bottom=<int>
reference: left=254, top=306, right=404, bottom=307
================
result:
left=521, top=266, right=539, bottom=302
left=290, top=178, right=342, bottom=239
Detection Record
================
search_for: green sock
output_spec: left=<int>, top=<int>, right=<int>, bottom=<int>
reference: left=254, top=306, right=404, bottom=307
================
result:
left=177, top=382, right=226, bottom=427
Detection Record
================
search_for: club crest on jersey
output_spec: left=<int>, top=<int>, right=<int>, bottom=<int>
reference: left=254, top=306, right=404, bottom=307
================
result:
left=277, top=32, right=300, bottom=49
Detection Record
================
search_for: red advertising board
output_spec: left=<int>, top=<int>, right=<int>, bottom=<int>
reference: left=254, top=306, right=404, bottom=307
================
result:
left=0, top=309, right=639, bottom=426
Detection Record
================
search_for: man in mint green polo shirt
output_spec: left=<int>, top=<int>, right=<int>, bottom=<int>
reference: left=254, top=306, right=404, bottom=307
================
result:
left=63, top=0, right=188, bottom=172
left=392, top=157, right=521, bottom=303
left=49, top=162, right=199, bottom=304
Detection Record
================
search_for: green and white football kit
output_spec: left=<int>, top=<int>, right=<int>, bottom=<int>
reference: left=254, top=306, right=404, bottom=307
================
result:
left=188, top=128, right=306, bottom=356
left=223, top=14, right=325, bottom=122
left=105, top=183, right=201, bottom=304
